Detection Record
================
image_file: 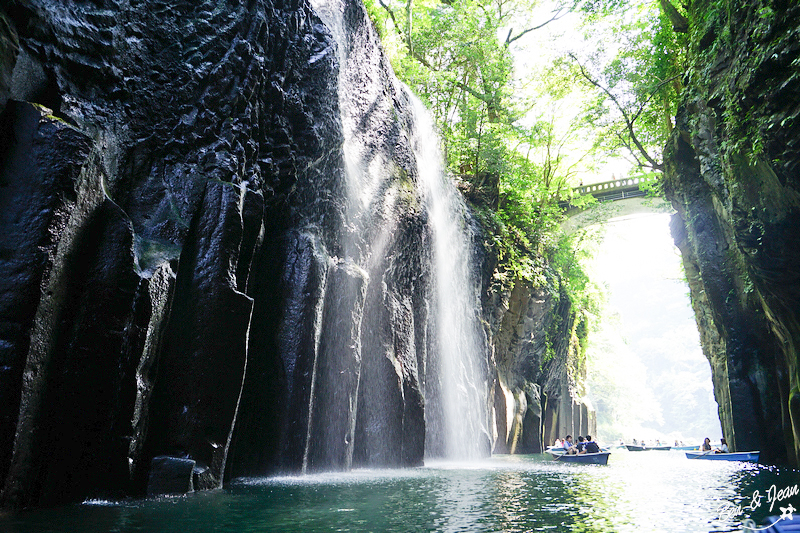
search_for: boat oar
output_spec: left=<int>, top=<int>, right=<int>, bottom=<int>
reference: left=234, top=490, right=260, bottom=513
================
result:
left=690, top=451, right=713, bottom=459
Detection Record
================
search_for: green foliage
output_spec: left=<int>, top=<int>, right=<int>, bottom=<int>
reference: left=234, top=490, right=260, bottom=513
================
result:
left=576, top=0, right=628, bottom=18
left=570, top=1, right=687, bottom=172
left=477, top=208, right=537, bottom=286
left=694, top=0, right=784, bottom=169
left=636, top=172, right=664, bottom=197
left=553, top=229, right=603, bottom=318
left=550, top=227, right=604, bottom=383
left=365, top=0, right=681, bottom=393
left=365, top=0, right=588, bottom=285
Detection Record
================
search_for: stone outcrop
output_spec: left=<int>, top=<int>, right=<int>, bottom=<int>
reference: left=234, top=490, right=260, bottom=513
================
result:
left=663, top=0, right=800, bottom=464
left=0, top=0, right=457, bottom=509
left=480, top=272, right=594, bottom=454
left=0, top=0, right=588, bottom=510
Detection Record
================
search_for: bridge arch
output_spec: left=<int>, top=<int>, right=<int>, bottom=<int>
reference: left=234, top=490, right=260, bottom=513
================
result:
left=561, top=175, right=673, bottom=234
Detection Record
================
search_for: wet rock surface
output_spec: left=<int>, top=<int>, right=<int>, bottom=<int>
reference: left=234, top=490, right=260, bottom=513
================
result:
left=146, top=456, right=195, bottom=497
left=664, top=0, right=800, bottom=464
left=0, top=0, right=589, bottom=509
left=0, top=0, right=438, bottom=508
left=478, top=262, right=593, bottom=454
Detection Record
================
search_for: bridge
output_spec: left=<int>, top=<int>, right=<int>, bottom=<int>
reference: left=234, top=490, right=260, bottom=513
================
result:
left=566, top=175, right=658, bottom=205
left=561, top=175, right=672, bottom=233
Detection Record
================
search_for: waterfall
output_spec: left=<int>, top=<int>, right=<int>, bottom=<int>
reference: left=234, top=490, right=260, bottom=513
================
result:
left=404, top=91, right=489, bottom=460
left=300, top=0, right=488, bottom=467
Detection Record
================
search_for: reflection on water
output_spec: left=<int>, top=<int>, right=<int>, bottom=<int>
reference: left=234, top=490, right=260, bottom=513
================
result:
left=1, top=452, right=798, bottom=532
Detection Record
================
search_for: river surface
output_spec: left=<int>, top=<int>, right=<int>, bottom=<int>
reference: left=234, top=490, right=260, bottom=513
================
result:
left=2, top=450, right=798, bottom=532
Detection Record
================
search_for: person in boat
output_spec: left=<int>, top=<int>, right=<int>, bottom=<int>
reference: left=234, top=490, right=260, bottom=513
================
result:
left=701, top=437, right=712, bottom=451
left=574, top=436, right=587, bottom=454
left=562, top=435, right=574, bottom=453
left=582, top=435, right=601, bottom=454
left=714, top=438, right=729, bottom=453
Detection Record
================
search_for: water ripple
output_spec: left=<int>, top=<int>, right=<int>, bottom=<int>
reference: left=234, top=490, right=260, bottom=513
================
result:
left=2, top=453, right=797, bottom=533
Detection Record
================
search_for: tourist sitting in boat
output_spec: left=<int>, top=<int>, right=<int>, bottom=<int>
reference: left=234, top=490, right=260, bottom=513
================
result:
left=701, top=437, right=712, bottom=451
left=582, top=436, right=601, bottom=454
left=714, top=438, right=729, bottom=453
left=562, top=435, right=575, bottom=454
left=574, top=436, right=587, bottom=454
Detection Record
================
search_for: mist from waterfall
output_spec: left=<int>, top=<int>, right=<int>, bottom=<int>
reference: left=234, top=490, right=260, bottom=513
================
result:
left=307, top=0, right=488, bottom=465
left=405, top=91, right=489, bottom=460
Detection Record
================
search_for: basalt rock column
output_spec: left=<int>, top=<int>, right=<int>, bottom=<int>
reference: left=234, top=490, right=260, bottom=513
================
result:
left=0, top=0, right=308, bottom=505
left=0, top=0, right=495, bottom=508
left=663, top=0, right=800, bottom=463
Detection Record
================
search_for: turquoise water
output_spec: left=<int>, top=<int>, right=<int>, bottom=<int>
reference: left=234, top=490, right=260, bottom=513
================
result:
left=2, top=451, right=797, bottom=532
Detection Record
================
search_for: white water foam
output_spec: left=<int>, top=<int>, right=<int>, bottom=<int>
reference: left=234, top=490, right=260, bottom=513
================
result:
left=405, top=89, right=489, bottom=460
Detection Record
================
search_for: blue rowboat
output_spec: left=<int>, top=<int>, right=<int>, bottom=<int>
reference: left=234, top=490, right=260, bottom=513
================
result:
left=685, top=451, right=759, bottom=462
left=545, top=446, right=566, bottom=457
left=758, top=515, right=800, bottom=532
left=556, top=452, right=610, bottom=465
left=625, top=445, right=646, bottom=451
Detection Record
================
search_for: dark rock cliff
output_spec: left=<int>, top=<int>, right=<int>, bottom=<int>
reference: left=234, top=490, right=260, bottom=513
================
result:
left=0, top=0, right=584, bottom=510
left=482, top=275, right=594, bottom=455
left=664, top=0, right=800, bottom=463
left=471, top=212, right=593, bottom=455
left=0, top=0, right=449, bottom=508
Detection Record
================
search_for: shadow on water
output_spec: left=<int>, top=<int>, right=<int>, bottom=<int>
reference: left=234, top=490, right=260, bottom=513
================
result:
left=2, top=452, right=799, bottom=532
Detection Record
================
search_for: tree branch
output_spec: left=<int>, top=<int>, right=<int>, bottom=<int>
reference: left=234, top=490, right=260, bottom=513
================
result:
left=377, top=0, right=402, bottom=38
left=378, top=0, right=511, bottom=122
left=405, top=0, right=414, bottom=54
left=614, top=130, right=645, bottom=168
left=569, top=53, right=663, bottom=171
left=505, top=7, right=571, bottom=46
left=630, top=74, right=681, bottom=124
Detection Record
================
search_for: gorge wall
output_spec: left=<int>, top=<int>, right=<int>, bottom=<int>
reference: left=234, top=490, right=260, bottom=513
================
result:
left=485, top=279, right=595, bottom=455
left=664, top=0, right=800, bottom=464
left=0, top=0, right=587, bottom=509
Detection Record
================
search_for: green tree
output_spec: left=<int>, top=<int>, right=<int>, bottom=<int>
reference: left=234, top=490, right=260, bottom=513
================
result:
left=566, top=0, right=688, bottom=173
left=366, top=0, right=596, bottom=288
left=368, top=0, right=575, bottom=174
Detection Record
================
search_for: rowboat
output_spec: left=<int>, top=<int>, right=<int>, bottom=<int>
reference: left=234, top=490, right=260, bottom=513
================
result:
left=545, top=446, right=566, bottom=457
left=556, top=452, right=610, bottom=465
left=759, top=514, right=800, bottom=532
left=625, top=444, right=671, bottom=451
left=685, top=451, right=760, bottom=462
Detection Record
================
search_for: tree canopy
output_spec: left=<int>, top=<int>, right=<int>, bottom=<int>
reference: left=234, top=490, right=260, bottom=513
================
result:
left=365, top=0, right=686, bottom=307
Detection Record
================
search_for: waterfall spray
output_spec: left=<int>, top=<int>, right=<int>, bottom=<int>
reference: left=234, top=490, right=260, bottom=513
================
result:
left=404, top=89, right=489, bottom=460
left=305, top=0, right=489, bottom=466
